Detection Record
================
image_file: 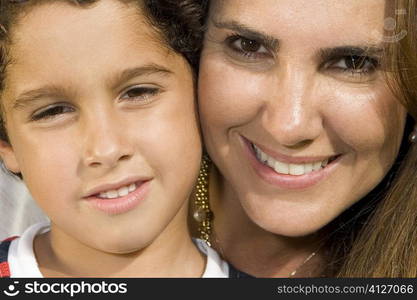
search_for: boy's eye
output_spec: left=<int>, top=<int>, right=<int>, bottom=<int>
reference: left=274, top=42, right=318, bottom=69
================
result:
left=226, top=35, right=271, bottom=60
left=31, top=104, right=75, bottom=121
left=120, top=86, right=160, bottom=103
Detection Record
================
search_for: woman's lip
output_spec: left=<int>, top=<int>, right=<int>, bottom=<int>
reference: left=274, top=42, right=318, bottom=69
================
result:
left=241, top=136, right=342, bottom=190
left=86, top=180, right=151, bottom=215
left=242, top=136, right=337, bottom=164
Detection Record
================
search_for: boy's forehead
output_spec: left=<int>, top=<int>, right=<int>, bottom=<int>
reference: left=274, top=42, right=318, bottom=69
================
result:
left=11, top=0, right=172, bottom=59
left=13, top=0, right=146, bottom=43
left=5, top=0, right=180, bottom=97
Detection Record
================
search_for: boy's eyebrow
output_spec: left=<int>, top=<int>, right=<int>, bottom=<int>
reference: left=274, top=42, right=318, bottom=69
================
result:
left=12, top=85, right=73, bottom=110
left=109, top=64, right=173, bottom=90
left=12, top=64, right=173, bottom=110
left=211, top=19, right=280, bottom=52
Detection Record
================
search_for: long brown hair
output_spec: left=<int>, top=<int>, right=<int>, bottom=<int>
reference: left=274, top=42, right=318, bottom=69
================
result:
left=338, top=0, right=417, bottom=277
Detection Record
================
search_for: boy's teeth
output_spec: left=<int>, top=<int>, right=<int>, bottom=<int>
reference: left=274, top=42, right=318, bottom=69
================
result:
left=128, top=183, right=136, bottom=192
left=118, top=186, right=129, bottom=197
left=107, top=190, right=118, bottom=199
left=253, top=143, right=332, bottom=176
left=98, top=183, right=137, bottom=199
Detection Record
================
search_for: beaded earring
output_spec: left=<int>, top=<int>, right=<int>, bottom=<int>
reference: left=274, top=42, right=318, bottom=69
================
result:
left=193, top=156, right=213, bottom=247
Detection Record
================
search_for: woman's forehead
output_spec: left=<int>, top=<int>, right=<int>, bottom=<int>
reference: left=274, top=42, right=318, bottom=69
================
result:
left=209, top=0, right=388, bottom=46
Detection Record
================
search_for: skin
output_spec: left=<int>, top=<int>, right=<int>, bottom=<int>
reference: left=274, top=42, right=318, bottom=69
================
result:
left=199, top=0, right=406, bottom=276
left=0, top=0, right=203, bottom=277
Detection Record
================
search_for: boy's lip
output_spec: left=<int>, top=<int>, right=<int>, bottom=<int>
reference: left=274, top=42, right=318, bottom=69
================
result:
left=84, top=176, right=152, bottom=198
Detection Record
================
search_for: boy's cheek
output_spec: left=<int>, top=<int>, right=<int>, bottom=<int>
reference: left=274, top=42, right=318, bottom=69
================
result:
left=0, top=139, right=20, bottom=173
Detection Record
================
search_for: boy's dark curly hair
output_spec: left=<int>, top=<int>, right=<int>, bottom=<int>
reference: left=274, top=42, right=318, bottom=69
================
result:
left=0, top=0, right=207, bottom=142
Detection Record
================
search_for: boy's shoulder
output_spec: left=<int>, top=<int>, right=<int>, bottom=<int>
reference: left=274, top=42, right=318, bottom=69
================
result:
left=193, top=238, right=255, bottom=278
left=193, top=238, right=230, bottom=277
left=0, top=236, right=19, bottom=278
left=1, top=222, right=50, bottom=278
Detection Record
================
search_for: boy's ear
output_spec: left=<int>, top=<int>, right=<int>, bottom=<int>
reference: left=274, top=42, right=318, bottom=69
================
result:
left=0, top=139, right=20, bottom=173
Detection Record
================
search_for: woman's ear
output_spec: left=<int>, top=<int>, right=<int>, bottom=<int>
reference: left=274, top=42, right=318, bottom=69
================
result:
left=0, top=139, right=20, bottom=173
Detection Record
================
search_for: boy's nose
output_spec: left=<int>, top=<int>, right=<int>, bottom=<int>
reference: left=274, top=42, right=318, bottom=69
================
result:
left=82, top=114, right=133, bottom=169
left=84, top=147, right=132, bottom=169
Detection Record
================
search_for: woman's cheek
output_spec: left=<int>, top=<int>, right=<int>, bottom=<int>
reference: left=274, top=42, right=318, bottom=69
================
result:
left=326, top=86, right=404, bottom=154
left=199, top=57, right=268, bottom=128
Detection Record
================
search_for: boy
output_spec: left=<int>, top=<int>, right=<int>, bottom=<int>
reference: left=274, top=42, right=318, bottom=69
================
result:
left=0, top=0, right=228, bottom=277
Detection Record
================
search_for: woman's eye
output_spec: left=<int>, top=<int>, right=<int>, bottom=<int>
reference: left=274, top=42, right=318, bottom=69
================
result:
left=120, top=86, right=160, bottom=103
left=226, top=35, right=271, bottom=59
left=31, top=104, right=75, bottom=121
left=332, top=55, right=379, bottom=74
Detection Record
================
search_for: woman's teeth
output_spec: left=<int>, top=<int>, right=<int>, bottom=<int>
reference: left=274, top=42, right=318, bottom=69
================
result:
left=253, top=144, right=330, bottom=176
left=98, top=183, right=137, bottom=199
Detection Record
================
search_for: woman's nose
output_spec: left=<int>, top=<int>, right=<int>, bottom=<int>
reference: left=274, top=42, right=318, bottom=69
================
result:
left=262, top=67, right=324, bottom=148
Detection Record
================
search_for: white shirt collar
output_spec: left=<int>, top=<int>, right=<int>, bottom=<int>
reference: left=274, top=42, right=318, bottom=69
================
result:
left=8, top=222, right=229, bottom=278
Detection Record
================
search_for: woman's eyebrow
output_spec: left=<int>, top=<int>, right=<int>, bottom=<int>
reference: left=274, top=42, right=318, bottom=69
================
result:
left=318, top=45, right=385, bottom=62
left=211, top=19, right=280, bottom=52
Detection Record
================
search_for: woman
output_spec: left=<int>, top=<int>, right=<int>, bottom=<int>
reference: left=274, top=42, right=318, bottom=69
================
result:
left=194, top=0, right=415, bottom=277
left=2, top=0, right=415, bottom=278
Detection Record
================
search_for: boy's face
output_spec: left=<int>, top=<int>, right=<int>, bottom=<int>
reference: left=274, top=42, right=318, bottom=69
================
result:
left=0, top=0, right=201, bottom=253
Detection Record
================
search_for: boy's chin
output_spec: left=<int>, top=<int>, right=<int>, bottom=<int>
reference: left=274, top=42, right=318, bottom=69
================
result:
left=91, top=234, right=154, bottom=255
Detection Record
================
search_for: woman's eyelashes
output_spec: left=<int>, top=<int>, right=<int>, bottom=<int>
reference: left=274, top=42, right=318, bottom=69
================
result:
left=223, top=33, right=380, bottom=79
left=325, top=55, right=380, bottom=77
left=225, top=34, right=273, bottom=60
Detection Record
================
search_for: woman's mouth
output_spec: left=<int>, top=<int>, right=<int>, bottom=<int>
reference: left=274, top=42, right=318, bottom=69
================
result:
left=242, top=136, right=342, bottom=190
left=252, top=143, right=340, bottom=176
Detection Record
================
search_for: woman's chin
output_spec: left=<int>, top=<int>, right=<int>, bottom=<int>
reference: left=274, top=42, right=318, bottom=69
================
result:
left=246, top=208, right=335, bottom=238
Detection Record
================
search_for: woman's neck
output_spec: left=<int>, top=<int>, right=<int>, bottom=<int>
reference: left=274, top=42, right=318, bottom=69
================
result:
left=34, top=203, right=205, bottom=277
left=209, top=166, right=325, bottom=277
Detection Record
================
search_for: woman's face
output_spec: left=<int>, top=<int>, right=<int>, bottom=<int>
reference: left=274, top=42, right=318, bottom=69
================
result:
left=199, top=0, right=406, bottom=236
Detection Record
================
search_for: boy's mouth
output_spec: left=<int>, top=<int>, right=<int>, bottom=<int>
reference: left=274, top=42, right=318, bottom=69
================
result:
left=84, top=179, right=152, bottom=215
left=96, top=182, right=137, bottom=199
left=84, top=177, right=151, bottom=199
